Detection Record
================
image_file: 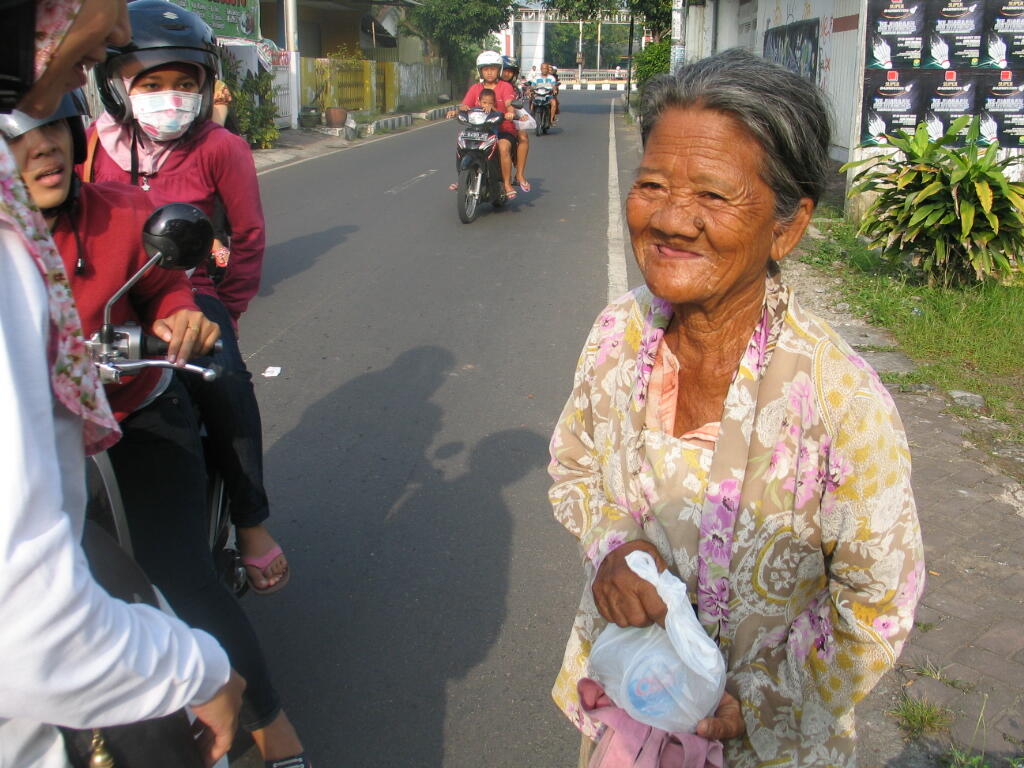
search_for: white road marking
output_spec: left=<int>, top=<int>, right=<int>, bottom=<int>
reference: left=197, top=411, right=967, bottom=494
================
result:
left=607, top=101, right=628, bottom=302
left=384, top=169, right=437, bottom=195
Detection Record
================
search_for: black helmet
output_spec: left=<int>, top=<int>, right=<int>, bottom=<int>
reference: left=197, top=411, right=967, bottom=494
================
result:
left=97, top=0, right=219, bottom=125
left=0, top=90, right=89, bottom=163
left=502, top=56, right=520, bottom=79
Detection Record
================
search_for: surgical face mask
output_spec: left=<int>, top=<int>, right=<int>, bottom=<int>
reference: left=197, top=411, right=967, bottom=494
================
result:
left=129, top=90, right=203, bottom=141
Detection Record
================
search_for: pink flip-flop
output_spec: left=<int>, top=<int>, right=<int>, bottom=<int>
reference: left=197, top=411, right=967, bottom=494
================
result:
left=519, top=180, right=531, bottom=192
left=241, top=544, right=290, bottom=595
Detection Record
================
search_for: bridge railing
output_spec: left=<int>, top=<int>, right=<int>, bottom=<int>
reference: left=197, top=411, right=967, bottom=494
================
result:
left=553, top=68, right=630, bottom=83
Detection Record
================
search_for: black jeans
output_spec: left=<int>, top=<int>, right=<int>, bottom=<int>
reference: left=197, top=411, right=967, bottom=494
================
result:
left=107, top=376, right=281, bottom=730
left=187, top=292, right=270, bottom=529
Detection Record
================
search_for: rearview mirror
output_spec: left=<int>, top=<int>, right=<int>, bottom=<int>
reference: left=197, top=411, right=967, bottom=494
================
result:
left=142, top=202, right=213, bottom=271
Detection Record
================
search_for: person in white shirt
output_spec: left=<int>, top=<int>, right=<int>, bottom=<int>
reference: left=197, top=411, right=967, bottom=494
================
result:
left=0, top=0, right=245, bottom=765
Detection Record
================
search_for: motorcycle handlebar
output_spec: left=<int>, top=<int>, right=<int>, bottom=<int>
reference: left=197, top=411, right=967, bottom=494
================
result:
left=142, top=334, right=223, bottom=358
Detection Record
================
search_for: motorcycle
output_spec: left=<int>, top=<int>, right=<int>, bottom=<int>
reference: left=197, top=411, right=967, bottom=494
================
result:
left=532, top=86, right=554, bottom=135
left=454, top=107, right=514, bottom=224
left=85, top=202, right=247, bottom=597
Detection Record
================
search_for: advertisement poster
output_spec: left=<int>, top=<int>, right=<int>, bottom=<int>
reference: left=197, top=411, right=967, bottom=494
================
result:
left=862, top=68, right=928, bottom=142
left=763, top=19, right=820, bottom=79
left=925, top=0, right=986, bottom=67
left=866, top=0, right=928, bottom=67
left=984, top=0, right=1024, bottom=67
left=979, top=69, right=1024, bottom=143
left=177, top=0, right=260, bottom=40
left=921, top=69, right=982, bottom=141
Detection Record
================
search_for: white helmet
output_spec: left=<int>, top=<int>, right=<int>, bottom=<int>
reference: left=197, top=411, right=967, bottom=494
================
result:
left=476, top=50, right=503, bottom=76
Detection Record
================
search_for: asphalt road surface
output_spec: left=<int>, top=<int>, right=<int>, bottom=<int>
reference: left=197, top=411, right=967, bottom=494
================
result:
left=240, top=91, right=643, bottom=767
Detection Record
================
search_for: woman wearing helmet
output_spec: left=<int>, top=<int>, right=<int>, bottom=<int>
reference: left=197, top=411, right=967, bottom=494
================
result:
left=448, top=50, right=520, bottom=197
left=500, top=56, right=531, bottom=191
left=0, top=2, right=246, bottom=766
left=83, top=1, right=309, bottom=764
left=88, top=1, right=289, bottom=595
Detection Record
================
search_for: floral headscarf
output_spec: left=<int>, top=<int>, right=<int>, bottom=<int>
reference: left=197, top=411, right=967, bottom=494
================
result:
left=0, top=0, right=120, bottom=454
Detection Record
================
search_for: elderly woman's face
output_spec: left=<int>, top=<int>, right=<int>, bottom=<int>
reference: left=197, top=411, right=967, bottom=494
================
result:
left=627, top=107, right=807, bottom=309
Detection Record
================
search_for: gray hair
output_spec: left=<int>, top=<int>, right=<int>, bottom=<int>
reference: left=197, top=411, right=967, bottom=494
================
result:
left=640, top=48, right=833, bottom=224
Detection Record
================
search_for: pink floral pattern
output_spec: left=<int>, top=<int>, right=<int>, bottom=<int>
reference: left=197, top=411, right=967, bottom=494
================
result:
left=34, top=0, right=84, bottom=79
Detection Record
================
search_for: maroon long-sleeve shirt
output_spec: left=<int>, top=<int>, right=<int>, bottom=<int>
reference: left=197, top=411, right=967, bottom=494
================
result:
left=86, top=121, right=266, bottom=322
left=53, top=181, right=198, bottom=420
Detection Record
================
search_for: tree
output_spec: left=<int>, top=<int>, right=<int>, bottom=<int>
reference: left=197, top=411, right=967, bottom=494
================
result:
left=543, top=0, right=670, bottom=41
left=407, top=0, right=515, bottom=86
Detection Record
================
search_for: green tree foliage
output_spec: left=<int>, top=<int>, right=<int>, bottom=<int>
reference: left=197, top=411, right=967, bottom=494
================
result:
left=844, top=116, right=1024, bottom=286
left=542, top=22, right=634, bottom=68
left=408, top=0, right=515, bottom=85
left=632, top=38, right=669, bottom=86
left=544, top=0, right=671, bottom=39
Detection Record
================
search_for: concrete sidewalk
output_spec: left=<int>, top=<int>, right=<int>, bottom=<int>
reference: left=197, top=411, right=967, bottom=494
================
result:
left=787, top=255, right=1024, bottom=766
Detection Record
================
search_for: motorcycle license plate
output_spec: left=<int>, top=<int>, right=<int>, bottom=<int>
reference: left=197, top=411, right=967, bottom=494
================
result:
left=462, top=130, right=491, bottom=141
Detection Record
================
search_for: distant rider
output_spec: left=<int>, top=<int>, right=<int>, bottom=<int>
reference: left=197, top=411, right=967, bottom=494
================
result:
left=534, top=62, right=560, bottom=125
left=500, top=56, right=531, bottom=191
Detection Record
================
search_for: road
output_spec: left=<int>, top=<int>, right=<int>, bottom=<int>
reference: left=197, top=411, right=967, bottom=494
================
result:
left=240, top=91, right=643, bottom=767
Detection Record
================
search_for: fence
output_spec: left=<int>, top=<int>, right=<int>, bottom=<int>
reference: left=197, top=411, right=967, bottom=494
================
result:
left=299, top=56, right=446, bottom=116
left=272, top=65, right=292, bottom=128
left=554, top=68, right=630, bottom=83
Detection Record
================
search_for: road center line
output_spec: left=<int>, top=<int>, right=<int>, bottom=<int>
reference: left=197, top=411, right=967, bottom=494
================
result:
left=607, top=101, right=628, bottom=302
left=384, top=169, right=437, bottom=195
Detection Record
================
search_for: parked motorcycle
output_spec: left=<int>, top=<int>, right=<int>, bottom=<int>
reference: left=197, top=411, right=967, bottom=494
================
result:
left=85, top=202, right=247, bottom=597
left=455, top=107, right=512, bottom=224
left=532, top=86, right=554, bottom=135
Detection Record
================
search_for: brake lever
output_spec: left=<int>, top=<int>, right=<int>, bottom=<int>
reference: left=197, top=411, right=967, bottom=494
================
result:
left=98, top=359, right=219, bottom=383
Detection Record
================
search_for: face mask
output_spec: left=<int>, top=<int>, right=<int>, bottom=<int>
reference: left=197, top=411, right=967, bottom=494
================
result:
left=130, top=90, right=203, bottom=141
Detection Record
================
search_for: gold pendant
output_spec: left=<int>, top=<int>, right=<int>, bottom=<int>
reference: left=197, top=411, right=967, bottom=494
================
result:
left=89, top=729, right=115, bottom=768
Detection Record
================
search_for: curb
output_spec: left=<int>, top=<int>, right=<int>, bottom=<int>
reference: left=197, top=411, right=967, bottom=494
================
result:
left=562, top=82, right=636, bottom=91
left=410, top=105, right=452, bottom=121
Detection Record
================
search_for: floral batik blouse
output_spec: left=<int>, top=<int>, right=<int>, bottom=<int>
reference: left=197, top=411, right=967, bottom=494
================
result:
left=548, top=276, right=925, bottom=767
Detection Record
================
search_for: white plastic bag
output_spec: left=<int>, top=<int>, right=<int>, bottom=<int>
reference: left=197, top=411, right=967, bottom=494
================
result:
left=588, top=550, right=727, bottom=733
left=513, top=108, right=537, bottom=131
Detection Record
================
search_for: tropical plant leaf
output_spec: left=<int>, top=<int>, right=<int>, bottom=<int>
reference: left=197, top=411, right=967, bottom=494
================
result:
left=960, top=199, right=976, bottom=238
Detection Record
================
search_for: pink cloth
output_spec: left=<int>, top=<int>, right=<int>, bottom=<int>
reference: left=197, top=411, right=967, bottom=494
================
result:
left=578, top=679, right=724, bottom=768
left=645, top=340, right=721, bottom=446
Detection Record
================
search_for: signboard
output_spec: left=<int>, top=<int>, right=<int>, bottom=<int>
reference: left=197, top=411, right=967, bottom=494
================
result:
left=177, top=0, right=260, bottom=40
left=860, top=0, right=1024, bottom=145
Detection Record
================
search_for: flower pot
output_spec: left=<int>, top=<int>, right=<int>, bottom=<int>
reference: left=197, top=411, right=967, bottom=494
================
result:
left=325, top=107, right=348, bottom=128
left=299, top=106, right=320, bottom=128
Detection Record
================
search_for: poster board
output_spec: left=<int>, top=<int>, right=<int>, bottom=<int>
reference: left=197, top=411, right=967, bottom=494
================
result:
left=860, top=0, right=1024, bottom=145
left=177, top=0, right=260, bottom=40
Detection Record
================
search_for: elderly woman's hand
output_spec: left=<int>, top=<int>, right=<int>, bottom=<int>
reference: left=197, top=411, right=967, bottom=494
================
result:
left=696, top=690, right=745, bottom=741
left=592, top=540, right=669, bottom=627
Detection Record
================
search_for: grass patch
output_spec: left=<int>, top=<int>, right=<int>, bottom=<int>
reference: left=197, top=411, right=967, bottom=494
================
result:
left=801, top=218, right=1024, bottom=439
left=908, top=658, right=974, bottom=692
left=914, top=620, right=937, bottom=633
left=887, top=693, right=954, bottom=739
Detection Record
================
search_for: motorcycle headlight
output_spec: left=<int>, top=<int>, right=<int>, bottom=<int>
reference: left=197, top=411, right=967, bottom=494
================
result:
left=468, top=111, right=486, bottom=125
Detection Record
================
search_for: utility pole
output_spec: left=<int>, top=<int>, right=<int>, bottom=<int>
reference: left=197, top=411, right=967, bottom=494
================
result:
left=670, top=0, right=686, bottom=72
left=577, top=19, right=584, bottom=81
left=625, top=13, right=635, bottom=110
left=596, top=20, right=602, bottom=71
left=284, top=0, right=299, bottom=128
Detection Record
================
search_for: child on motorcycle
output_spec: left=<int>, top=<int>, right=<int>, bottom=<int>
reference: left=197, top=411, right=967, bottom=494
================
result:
left=5, top=88, right=310, bottom=768
left=447, top=51, right=521, bottom=197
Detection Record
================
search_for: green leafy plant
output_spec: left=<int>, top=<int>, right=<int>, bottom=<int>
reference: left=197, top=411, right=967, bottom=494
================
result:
left=886, top=693, right=954, bottom=739
left=843, top=116, right=1024, bottom=286
left=632, top=38, right=669, bottom=87
left=222, top=54, right=280, bottom=149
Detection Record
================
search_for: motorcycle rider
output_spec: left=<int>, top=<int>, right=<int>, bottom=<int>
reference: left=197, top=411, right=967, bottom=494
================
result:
left=500, top=56, right=531, bottom=191
left=79, top=1, right=309, bottom=763
left=0, top=0, right=244, bottom=765
left=448, top=51, right=520, bottom=198
left=534, top=62, right=560, bottom=124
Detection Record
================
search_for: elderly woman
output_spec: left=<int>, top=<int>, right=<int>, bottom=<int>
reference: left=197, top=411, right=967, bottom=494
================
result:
left=549, top=49, right=924, bottom=766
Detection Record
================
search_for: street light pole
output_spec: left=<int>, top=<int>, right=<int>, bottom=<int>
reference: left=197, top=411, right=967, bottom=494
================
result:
left=577, top=19, right=584, bottom=81
left=284, top=0, right=299, bottom=129
left=625, top=13, right=635, bottom=111
left=670, top=0, right=686, bottom=72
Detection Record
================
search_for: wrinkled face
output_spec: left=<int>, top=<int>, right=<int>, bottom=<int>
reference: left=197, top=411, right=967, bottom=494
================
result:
left=479, top=64, right=500, bottom=83
left=8, top=120, right=75, bottom=215
left=19, top=0, right=131, bottom=118
left=479, top=94, right=496, bottom=110
left=627, top=107, right=802, bottom=309
left=129, top=63, right=202, bottom=95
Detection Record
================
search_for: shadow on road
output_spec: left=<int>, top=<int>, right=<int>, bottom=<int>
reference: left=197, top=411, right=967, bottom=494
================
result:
left=259, top=223, right=358, bottom=296
left=260, top=345, right=549, bottom=766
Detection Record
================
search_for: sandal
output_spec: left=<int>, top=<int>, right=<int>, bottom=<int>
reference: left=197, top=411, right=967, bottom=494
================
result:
left=504, top=189, right=518, bottom=199
left=519, top=180, right=531, bottom=192
left=266, top=755, right=310, bottom=768
left=241, top=544, right=290, bottom=595
left=448, top=183, right=458, bottom=191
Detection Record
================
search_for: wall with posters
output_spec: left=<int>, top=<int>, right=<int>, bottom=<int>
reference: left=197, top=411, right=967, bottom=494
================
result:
left=861, top=0, right=1024, bottom=146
